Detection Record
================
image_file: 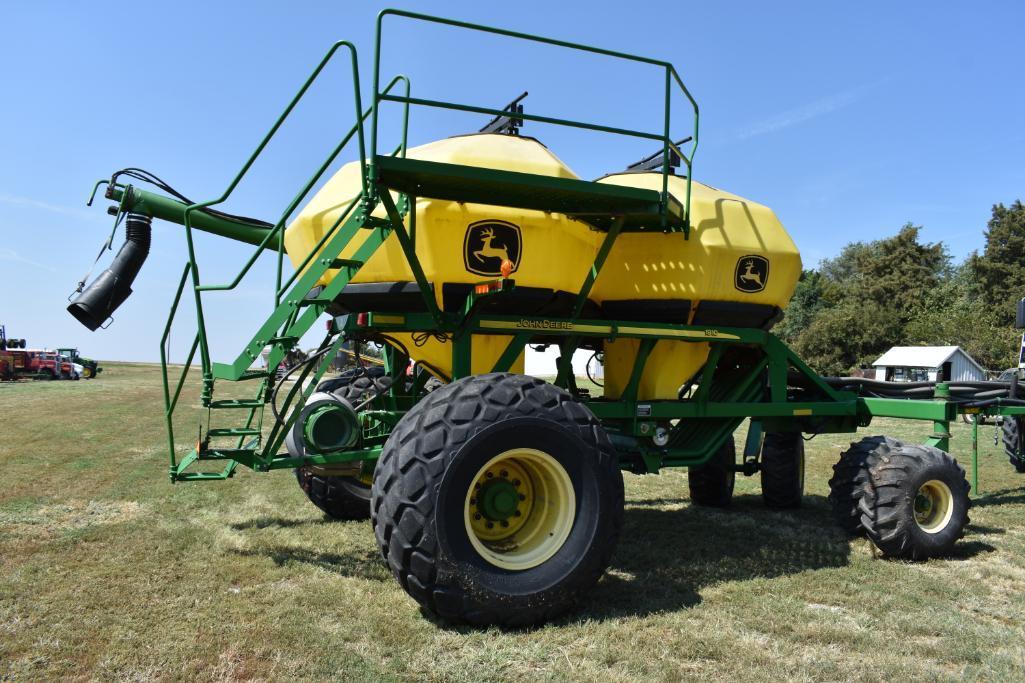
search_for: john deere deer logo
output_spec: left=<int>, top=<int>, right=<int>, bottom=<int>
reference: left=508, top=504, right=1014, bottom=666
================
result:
left=464, top=220, right=521, bottom=277
left=474, top=227, right=509, bottom=263
left=735, top=255, right=769, bottom=293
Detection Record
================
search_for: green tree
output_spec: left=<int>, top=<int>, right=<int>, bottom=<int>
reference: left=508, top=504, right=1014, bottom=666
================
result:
left=786, top=224, right=951, bottom=374
left=968, top=200, right=1025, bottom=325
left=775, top=270, right=825, bottom=344
left=818, top=224, right=950, bottom=321
left=791, top=301, right=903, bottom=376
left=905, top=266, right=1019, bottom=371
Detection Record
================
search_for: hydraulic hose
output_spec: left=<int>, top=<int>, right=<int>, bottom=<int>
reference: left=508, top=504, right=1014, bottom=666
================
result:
left=823, top=376, right=1018, bottom=402
left=67, top=213, right=151, bottom=330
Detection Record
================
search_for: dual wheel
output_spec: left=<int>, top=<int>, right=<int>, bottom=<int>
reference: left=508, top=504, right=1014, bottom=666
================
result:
left=688, top=431, right=805, bottom=509
left=689, top=430, right=970, bottom=560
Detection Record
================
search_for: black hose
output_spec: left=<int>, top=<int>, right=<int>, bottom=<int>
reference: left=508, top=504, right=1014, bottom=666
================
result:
left=270, top=335, right=337, bottom=427
left=823, top=375, right=1018, bottom=402
left=67, top=213, right=151, bottom=330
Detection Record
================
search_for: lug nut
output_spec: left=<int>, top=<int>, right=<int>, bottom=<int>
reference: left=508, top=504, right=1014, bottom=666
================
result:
left=500, top=469, right=508, bottom=477
left=518, top=494, right=526, bottom=501
left=513, top=510, right=521, bottom=517
left=486, top=472, right=494, bottom=479
left=512, top=479, right=520, bottom=486
left=486, top=522, right=494, bottom=529
left=500, top=520, right=509, bottom=527
left=474, top=513, right=482, bottom=520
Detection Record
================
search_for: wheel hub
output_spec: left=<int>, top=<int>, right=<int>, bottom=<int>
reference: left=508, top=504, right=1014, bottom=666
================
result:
left=464, top=448, right=575, bottom=570
left=478, top=478, right=520, bottom=522
left=914, top=479, right=954, bottom=534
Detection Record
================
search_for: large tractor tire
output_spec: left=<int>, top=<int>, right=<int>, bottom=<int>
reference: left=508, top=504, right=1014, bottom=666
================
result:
left=853, top=438, right=970, bottom=560
left=1001, top=417, right=1025, bottom=473
left=316, top=366, right=390, bottom=401
left=761, top=431, right=805, bottom=509
left=294, top=367, right=391, bottom=521
left=688, top=437, right=736, bottom=507
left=372, top=373, right=624, bottom=626
left=828, top=436, right=894, bottom=535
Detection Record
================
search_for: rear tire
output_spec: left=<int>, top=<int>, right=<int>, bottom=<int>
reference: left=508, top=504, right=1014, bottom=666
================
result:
left=688, top=437, right=736, bottom=507
left=1001, top=417, right=1025, bottom=473
left=372, top=373, right=624, bottom=626
left=858, top=441, right=970, bottom=560
left=295, top=468, right=371, bottom=521
left=294, top=367, right=389, bottom=521
left=316, top=366, right=390, bottom=401
left=828, top=436, right=897, bottom=535
left=760, top=432, right=805, bottom=509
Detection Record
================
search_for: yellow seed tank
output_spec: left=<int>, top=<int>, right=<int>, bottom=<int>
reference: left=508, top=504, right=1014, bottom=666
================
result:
left=283, top=134, right=802, bottom=399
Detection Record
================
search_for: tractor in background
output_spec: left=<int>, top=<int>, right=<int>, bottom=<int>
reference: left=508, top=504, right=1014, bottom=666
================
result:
left=57, top=347, right=101, bottom=379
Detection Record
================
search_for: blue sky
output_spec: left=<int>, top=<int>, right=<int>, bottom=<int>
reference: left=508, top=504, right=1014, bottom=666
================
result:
left=1, top=1, right=1023, bottom=362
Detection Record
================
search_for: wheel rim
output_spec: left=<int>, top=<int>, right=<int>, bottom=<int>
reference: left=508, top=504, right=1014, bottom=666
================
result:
left=463, top=448, right=575, bottom=571
left=914, top=479, right=954, bottom=533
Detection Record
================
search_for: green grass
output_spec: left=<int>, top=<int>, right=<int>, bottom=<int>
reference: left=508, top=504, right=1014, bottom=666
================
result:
left=2, top=364, right=1025, bottom=681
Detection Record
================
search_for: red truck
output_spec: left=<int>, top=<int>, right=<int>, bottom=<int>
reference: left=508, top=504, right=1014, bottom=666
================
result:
left=24, top=349, right=77, bottom=380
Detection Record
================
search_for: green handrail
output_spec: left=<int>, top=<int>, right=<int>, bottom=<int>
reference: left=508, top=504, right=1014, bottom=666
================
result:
left=160, top=262, right=197, bottom=474
left=183, top=41, right=366, bottom=379
left=196, top=74, right=410, bottom=298
left=370, top=8, right=699, bottom=229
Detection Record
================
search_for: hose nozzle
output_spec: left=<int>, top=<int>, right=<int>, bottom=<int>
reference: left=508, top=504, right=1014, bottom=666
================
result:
left=67, top=213, right=151, bottom=330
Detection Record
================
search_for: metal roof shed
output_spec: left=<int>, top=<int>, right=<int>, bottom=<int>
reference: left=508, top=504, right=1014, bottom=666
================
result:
left=871, top=345, right=986, bottom=382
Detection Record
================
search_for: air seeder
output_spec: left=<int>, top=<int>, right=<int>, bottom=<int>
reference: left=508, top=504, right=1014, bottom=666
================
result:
left=69, top=11, right=1025, bottom=625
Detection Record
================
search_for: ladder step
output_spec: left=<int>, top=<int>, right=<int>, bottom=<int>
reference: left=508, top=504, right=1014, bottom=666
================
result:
left=174, top=471, right=234, bottom=481
left=331, top=258, right=364, bottom=269
left=197, top=448, right=255, bottom=461
left=209, top=399, right=265, bottom=409
left=206, top=427, right=261, bottom=438
left=296, top=298, right=330, bottom=307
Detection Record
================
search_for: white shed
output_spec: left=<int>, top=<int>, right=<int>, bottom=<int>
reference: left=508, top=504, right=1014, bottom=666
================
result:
left=871, top=346, right=986, bottom=382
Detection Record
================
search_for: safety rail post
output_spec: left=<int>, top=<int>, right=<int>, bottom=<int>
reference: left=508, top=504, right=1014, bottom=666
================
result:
left=160, top=262, right=195, bottom=478
left=372, top=8, right=700, bottom=231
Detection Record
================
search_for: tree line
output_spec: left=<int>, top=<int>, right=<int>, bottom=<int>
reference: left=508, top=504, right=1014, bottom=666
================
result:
left=775, top=200, right=1025, bottom=376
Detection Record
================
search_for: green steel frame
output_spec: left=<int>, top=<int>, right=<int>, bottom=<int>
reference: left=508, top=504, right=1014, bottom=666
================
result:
left=87, top=9, right=1025, bottom=495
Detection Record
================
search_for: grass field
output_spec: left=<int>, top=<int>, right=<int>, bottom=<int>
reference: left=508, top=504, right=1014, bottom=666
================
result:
left=3, top=363, right=1025, bottom=681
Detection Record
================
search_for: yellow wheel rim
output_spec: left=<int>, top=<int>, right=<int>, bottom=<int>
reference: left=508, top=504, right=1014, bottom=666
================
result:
left=463, top=448, right=575, bottom=570
left=914, top=479, right=954, bottom=533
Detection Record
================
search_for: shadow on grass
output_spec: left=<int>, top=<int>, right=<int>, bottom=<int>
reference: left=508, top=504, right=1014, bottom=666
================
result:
left=231, top=545, right=392, bottom=581
left=229, top=515, right=340, bottom=530
left=971, top=486, right=1025, bottom=508
left=572, top=493, right=853, bottom=622
left=233, top=492, right=1000, bottom=627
